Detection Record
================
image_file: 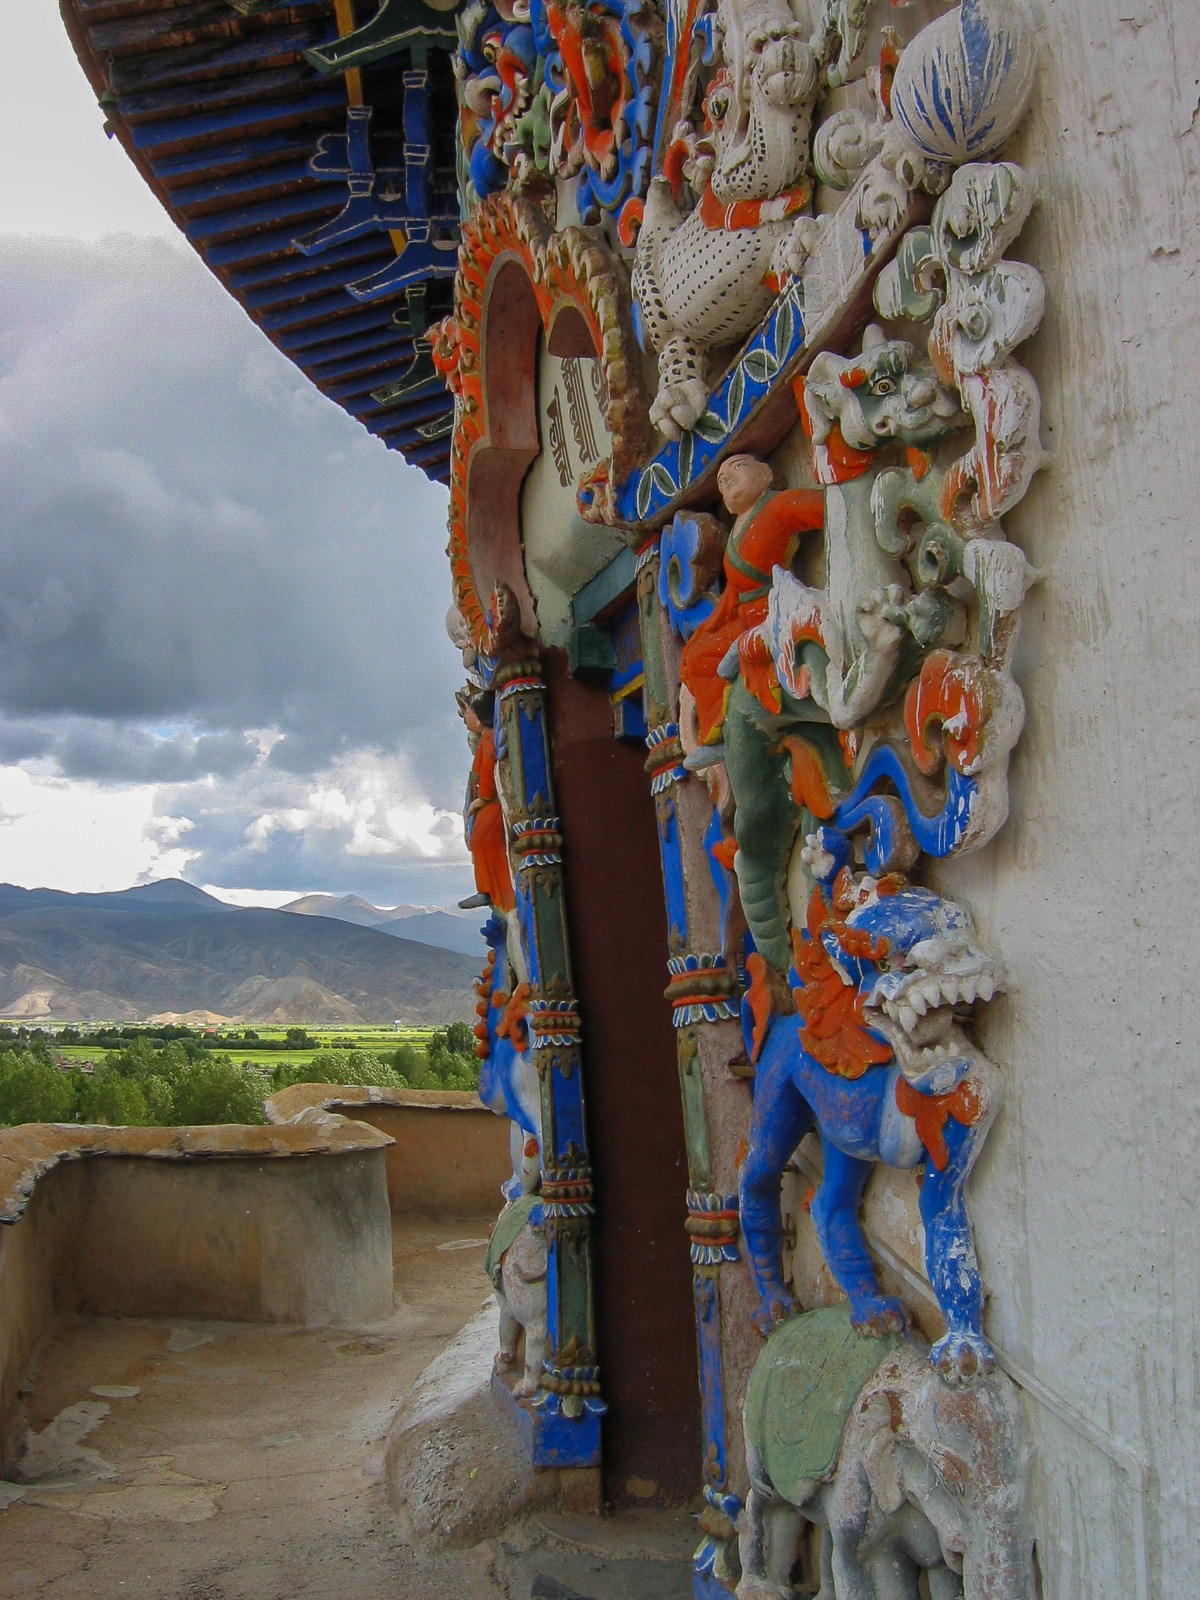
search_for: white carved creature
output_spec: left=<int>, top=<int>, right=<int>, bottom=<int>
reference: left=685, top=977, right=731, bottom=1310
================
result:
left=493, top=1209, right=549, bottom=1399
left=738, top=1333, right=1036, bottom=1600
left=748, top=328, right=965, bottom=728
left=632, top=0, right=867, bottom=439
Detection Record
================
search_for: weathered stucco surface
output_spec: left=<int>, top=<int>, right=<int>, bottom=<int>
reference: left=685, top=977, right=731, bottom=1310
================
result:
left=880, top=4, right=1197, bottom=1593
left=951, top=7, right=1199, bottom=1595
left=265, top=1086, right=510, bottom=1216
left=764, top=7, right=1200, bottom=1592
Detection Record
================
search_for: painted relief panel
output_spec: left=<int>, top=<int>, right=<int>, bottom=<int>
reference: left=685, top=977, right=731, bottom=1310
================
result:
left=438, top=0, right=1050, bottom=1590
left=520, top=344, right=625, bottom=644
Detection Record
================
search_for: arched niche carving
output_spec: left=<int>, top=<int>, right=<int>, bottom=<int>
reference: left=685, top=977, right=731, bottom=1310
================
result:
left=432, top=194, right=651, bottom=647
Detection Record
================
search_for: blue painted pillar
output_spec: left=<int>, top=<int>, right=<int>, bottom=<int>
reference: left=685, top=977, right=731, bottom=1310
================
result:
left=635, top=544, right=748, bottom=1595
left=495, top=655, right=606, bottom=1468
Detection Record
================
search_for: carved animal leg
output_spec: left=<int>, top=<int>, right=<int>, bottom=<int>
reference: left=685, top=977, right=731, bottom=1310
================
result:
left=496, top=1289, right=519, bottom=1370
left=737, top=1444, right=795, bottom=1600
left=739, top=1045, right=812, bottom=1334
left=816, top=1527, right=836, bottom=1600
left=649, top=334, right=711, bottom=440
left=811, top=1145, right=905, bottom=1335
left=515, top=1311, right=547, bottom=1398
left=925, top=1565, right=965, bottom=1600
left=864, top=1546, right=924, bottom=1600
left=920, top=1112, right=996, bottom=1382
left=764, top=1502, right=806, bottom=1591
left=830, top=1532, right=885, bottom=1600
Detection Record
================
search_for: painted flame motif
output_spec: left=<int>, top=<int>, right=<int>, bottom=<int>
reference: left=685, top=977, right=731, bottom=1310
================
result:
left=904, top=649, right=994, bottom=777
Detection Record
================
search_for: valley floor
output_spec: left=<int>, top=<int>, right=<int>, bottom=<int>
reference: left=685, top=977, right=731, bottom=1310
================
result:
left=0, top=1218, right=694, bottom=1600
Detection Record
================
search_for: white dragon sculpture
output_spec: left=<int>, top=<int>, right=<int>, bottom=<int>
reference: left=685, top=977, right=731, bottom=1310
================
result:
left=632, top=0, right=867, bottom=438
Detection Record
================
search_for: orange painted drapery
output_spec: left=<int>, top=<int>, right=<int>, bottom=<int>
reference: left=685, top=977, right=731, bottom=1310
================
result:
left=468, top=729, right=515, bottom=912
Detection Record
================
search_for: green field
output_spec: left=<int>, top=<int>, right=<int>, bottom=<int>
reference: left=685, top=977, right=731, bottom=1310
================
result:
left=49, top=1026, right=439, bottom=1071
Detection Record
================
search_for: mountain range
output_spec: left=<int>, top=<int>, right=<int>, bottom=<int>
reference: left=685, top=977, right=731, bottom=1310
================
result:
left=0, top=881, right=484, bottom=1026
left=280, top=894, right=487, bottom=958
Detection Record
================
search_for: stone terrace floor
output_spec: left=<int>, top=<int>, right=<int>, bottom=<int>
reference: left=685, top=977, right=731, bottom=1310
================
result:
left=0, top=1216, right=695, bottom=1600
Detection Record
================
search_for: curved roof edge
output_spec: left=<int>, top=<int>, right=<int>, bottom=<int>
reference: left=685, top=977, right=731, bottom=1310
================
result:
left=59, top=0, right=460, bottom=484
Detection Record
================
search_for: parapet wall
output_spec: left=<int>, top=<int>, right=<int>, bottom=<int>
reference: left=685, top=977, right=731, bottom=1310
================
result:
left=264, top=1085, right=509, bottom=1216
left=0, top=1114, right=394, bottom=1468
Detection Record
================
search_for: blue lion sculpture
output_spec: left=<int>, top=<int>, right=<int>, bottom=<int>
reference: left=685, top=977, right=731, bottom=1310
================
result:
left=475, top=915, right=542, bottom=1201
left=739, top=848, right=1007, bottom=1383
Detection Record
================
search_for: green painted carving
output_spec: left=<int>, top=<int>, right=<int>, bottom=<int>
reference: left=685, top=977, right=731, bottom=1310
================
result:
left=744, top=1304, right=900, bottom=1505
left=303, top=0, right=460, bottom=76
left=485, top=1191, right=541, bottom=1286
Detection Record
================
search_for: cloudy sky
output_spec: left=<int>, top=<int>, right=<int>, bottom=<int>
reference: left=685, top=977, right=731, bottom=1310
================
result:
left=0, top=10, right=473, bottom=908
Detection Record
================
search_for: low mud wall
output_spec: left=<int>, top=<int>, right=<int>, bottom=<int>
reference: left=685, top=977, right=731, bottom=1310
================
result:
left=0, top=1116, right=394, bottom=1466
left=265, top=1086, right=509, bottom=1217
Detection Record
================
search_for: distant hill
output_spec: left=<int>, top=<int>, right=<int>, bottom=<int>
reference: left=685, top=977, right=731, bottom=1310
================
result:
left=0, top=881, right=478, bottom=1025
left=379, top=910, right=487, bottom=960
left=0, top=878, right=225, bottom=919
left=282, top=893, right=486, bottom=959
left=280, top=892, right=393, bottom=929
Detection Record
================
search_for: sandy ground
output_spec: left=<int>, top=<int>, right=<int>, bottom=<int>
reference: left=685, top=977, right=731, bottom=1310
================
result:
left=0, top=1217, right=696, bottom=1600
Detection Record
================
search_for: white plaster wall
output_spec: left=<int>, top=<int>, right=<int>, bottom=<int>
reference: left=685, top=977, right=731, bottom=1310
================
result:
left=932, top=4, right=1200, bottom=1593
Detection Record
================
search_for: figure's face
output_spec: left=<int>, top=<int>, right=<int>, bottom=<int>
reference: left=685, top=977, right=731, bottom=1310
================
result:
left=463, top=706, right=483, bottom=734
left=718, top=455, right=773, bottom=514
left=840, top=341, right=964, bottom=450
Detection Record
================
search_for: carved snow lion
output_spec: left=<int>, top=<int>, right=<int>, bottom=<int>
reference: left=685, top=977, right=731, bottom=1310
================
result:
left=632, top=0, right=867, bottom=438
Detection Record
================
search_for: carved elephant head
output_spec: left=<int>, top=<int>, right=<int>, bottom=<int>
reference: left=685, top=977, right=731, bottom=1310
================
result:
left=862, top=1360, right=1036, bottom=1600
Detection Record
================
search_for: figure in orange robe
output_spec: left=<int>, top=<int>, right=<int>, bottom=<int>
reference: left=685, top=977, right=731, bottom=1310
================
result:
left=462, top=696, right=516, bottom=913
left=681, top=454, right=824, bottom=749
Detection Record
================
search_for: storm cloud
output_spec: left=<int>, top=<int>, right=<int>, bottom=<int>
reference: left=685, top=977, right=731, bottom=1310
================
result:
left=0, top=234, right=475, bottom=902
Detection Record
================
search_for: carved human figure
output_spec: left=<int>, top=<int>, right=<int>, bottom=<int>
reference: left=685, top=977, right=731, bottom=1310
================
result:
left=458, top=688, right=516, bottom=914
left=737, top=1306, right=1035, bottom=1600
left=680, top=453, right=823, bottom=765
left=766, top=326, right=967, bottom=729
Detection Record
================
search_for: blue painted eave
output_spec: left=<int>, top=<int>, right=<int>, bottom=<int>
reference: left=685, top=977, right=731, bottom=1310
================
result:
left=59, top=0, right=454, bottom=485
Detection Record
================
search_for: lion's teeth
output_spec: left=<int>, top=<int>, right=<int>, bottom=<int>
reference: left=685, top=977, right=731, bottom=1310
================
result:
left=898, top=1004, right=918, bottom=1034
left=958, top=978, right=977, bottom=1004
left=910, top=992, right=928, bottom=1017
left=977, top=976, right=995, bottom=1001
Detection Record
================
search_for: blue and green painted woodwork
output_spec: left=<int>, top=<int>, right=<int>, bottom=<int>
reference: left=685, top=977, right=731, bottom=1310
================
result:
left=495, top=657, right=605, bottom=1467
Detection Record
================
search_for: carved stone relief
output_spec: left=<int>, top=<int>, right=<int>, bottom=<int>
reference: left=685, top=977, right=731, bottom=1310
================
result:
left=439, top=0, right=1046, bottom=1582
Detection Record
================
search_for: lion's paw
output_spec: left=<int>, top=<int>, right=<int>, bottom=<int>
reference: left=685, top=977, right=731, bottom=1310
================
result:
left=752, top=1294, right=800, bottom=1339
left=781, top=214, right=825, bottom=278
left=651, top=379, right=711, bottom=441
left=931, top=1331, right=996, bottom=1386
left=850, top=1294, right=907, bottom=1337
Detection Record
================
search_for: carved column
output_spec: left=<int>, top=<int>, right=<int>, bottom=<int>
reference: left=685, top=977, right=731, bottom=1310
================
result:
left=494, top=655, right=605, bottom=1467
left=635, top=545, right=755, bottom=1590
